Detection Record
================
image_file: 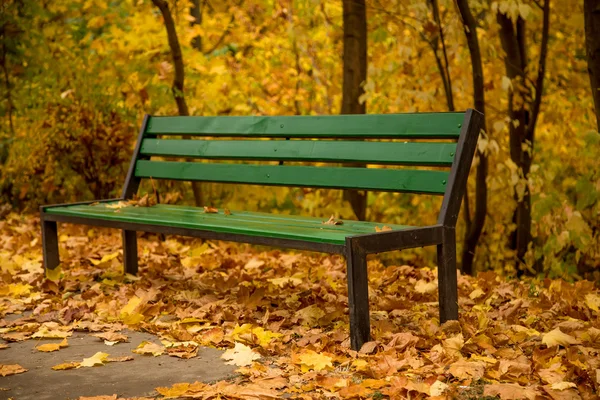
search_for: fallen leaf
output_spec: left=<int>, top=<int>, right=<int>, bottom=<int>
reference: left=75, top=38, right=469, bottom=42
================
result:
left=78, top=396, right=117, bottom=400
left=167, top=344, right=198, bottom=359
left=106, top=356, right=134, bottom=363
left=414, top=279, right=437, bottom=294
left=585, top=293, right=600, bottom=312
left=448, top=359, right=485, bottom=380
left=92, top=332, right=128, bottom=344
left=224, top=208, right=231, bottom=215
left=483, top=383, right=540, bottom=400
left=0, top=364, right=27, bottom=376
left=430, top=380, right=449, bottom=396
left=36, top=338, right=68, bottom=352
left=203, top=206, right=218, bottom=213
left=375, top=225, right=392, bottom=232
left=0, top=343, right=8, bottom=349
left=52, top=362, right=80, bottom=370
left=542, top=328, right=581, bottom=347
left=550, top=381, right=577, bottom=390
left=323, top=215, right=343, bottom=225
left=221, top=342, right=261, bottom=367
left=132, top=341, right=165, bottom=357
left=297, top=349, right=333, bottom=372
left=32, top=326, right=71, bottom=339
left=79, top=352, right=109, bottom=367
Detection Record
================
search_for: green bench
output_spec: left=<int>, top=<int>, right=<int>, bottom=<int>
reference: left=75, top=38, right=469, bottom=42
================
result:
left=40, top=110, right=483, bottom=350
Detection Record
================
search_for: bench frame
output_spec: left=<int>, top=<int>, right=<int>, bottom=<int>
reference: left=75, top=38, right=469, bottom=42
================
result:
left=40, top=109, right=484, bottom=350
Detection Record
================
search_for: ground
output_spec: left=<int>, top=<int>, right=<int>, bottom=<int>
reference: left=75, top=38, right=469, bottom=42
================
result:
left=1, top=213, right=599, bottom=399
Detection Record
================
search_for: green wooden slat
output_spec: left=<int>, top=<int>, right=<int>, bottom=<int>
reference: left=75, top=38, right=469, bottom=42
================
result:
left=134, top=160, right=449, bottom=194
left=140, top=139, right=456, bottom=166
left=45, top=203, right=410, bottom=244
left=145, top=113, right=465, bottom=138
left=52, top=204, right=408, bottom=235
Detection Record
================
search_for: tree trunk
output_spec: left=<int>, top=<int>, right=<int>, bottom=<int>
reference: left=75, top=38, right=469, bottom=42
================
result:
left=190, top=0, right=202, bottom=51
left=456, top=0, right=488, bottom=276
left=341, top=0, right=367, bottom=221
left=497, top=1, right=549, bottom=272
left=585, top=0, right=600, bottom=132
left=152, top=0, right=203, bottom=206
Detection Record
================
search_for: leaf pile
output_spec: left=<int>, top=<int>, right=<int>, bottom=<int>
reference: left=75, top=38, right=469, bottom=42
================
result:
left=1, top=213, right=600, bottom=399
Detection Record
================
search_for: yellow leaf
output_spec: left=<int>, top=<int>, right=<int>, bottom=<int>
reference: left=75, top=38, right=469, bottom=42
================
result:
left=132, top=341, right=165, bottom=356
left=297, top=349, right=333, bottom=372
left=550, top=381, right=577, bottom=391
left=221, top=342, right=261, bottom=367
left=52, top=362, right=80, bottom=370
left=156, top=382, right=192, bottom=398
left=448, top=360, right=485, bottom=380
left=0, top=364, right=27, bottom=376
left=542, top=328, right=581, bottom=347
left=430, top=380, right=449, bottom=396
left=120, top=296, right=141, bottom=316
left=8, top=283, right=32, bottom=297
left=414, top=279, right=437, bottom=294
left=79, top=352, right=109, bottom=367
left=469, top=288, right=485, bottom=299
left=36, top=339, right=68, bottom=352
left=45, top=266, right=62, bottom=281
left=89, top=251, right=120, bottom=266
left=585, top=294, right=600, bottom=312
left=32, top=327, right=72, bottom=339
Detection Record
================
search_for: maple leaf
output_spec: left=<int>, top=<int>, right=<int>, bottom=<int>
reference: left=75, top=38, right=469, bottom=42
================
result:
left=585, top=293, right=600, bottom=311
left=375, top=225, right=392, bottom=232
left=155, top=382, right=193, bottom=399
left=132, top=341, right=165, bottom=356
left=32, top=326, right=72, bottom=339
left=79, top=351, right=109, bottom=367
left=52, top=362, right=80, bottom=370
left=167, top=344, right=198, bottom=359
left=483, top=383, right=540, bottom=400
left=221, top=342, right=261, bottom=367
left=0, top=364, right=27, bottom=376
left=36, top=338, right=68, bottom=352
left=92, top=331, right=129, bottom=345
left=430, top=380, right=449, bottom=396
left=106, top=356, right=134, bottom=362
left=448, top=359, right=485, bottom=380
left=296, top=349, right=333, bottom=372
left=414, top=279, right=437, bottom=294
left=542, top=328, right=581, bottom=347
left=203, top=206, right=218, bottom=213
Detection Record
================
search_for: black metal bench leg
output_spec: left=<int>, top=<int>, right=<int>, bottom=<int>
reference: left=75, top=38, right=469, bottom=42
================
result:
left=345, top=239, right=370, bottom=351
left=122, top=230, right=138, bottom=275
left=42, top=219, right=60, bottom=271
left=437, top=228, right=458, bottom=323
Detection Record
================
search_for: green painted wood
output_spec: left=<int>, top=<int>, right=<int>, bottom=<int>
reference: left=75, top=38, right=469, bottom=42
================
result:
left=134, top=160, right=449, bottom=194
left=44, top=203, right=410, bottom=245
left=140, top=139, right=457, bottom=166
left=145, top=113, right=465, bottom=138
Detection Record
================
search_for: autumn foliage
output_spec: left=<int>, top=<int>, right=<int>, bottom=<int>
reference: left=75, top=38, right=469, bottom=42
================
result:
left=2, top=215, right=600, bottom=398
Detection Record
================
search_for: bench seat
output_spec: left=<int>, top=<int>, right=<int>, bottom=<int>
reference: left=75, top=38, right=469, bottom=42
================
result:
left=44, top=202, right=410, bottom=248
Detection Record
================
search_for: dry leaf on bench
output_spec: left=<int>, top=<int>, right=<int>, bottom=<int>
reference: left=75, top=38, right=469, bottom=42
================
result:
left=203, top=206, right=218, bottom=213
left=375, top=225, right=392, bottom=232
left=323, top=215, right=343, bottom=225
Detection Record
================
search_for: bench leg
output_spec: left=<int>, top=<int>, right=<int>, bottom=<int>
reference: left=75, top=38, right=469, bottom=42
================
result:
left=437, top=228, right=458, bottom=323
left=42, top=220, right=60, bottom=271
left=345, top=240, right=370, bottom=351
left=122, top=230, right=138, bottom=275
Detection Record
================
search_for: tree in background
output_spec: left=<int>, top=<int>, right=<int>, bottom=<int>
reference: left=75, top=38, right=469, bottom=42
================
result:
left=496, top=1, right=550, bottom=272
left=585, top=0, right=600, bottom=131
left=455, top=0, right=488, bottom=276
left=341, top=0, right=367, bottom=221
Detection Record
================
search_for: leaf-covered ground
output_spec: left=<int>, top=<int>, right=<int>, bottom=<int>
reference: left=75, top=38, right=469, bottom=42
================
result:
left=1, top=213, right=599, bottom=399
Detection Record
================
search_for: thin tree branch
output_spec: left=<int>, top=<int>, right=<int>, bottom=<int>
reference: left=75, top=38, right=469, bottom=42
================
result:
left=527, top=0, right=550, bottom=138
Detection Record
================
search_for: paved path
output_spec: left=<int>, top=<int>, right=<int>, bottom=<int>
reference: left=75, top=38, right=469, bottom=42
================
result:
left=0, top=330, right=236, bottom=400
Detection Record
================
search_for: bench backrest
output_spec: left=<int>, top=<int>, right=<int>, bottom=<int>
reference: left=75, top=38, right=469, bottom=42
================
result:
left=123, top=110, right=483, bottom=227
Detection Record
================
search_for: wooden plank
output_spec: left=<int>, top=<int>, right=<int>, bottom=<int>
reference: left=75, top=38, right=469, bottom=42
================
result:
left=134, top=160, right=449, bottom=194
left=145, top=113, right=465, bottom=138
left=51, top=204, right=409, bottom=235
left=140, top=139, right=457, bottom=166
left=44, top=206, right=354, bottom=245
